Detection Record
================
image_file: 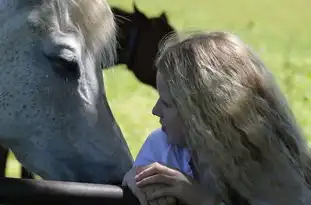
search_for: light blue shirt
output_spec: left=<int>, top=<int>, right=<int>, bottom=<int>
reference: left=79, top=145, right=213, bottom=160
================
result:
left=133, top=129, right=235, bottom=205
left=134, top=128, right=193, bottom=177
left=133, top=130, right=280, bottom=205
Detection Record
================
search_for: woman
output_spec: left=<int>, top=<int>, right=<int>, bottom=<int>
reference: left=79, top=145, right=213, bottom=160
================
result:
left=123, top=31, right=311, bottom=205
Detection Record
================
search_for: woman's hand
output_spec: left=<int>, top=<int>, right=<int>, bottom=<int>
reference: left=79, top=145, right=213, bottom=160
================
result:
left=122, top=166, right=177, bottom=205
left=123, top=167, right=148, bottom=205
left=140, top=184, right=177, bottom=205
left=135, top=162, right=214, bottom=205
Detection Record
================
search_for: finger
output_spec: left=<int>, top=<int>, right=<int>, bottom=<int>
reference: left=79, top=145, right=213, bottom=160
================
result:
left=149, top=199, right=158, bottom=205
left=158, top=196, right=176, bottom=205
left=140, top=185, right=155, bottom=194
left=147, top=187, right=178, bottom=201
left=136, top=174, right=176, bottom=188
left=137, top=193, right=149, bottom=205
left=166, top=196, right=176, bottom=205
left=131, top=186, right=149, bottom=205
left=142, top=186, right=158, bottom=205
left=135, top=162, right=178, bottom=182
left=148, top=197, right=174, bottom=205
left=122, top=169, right=150, bottom=205
left=136, top=166, right=147, bottom=174
left=158, top=197, right=168, bottom=205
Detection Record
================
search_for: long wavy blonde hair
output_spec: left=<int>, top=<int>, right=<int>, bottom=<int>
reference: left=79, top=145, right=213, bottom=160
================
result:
left=155, top=31, right=311, bottom=205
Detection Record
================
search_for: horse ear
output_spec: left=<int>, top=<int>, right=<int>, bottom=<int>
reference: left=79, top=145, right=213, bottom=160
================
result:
left=133, top=3, right=148, bottom=21
left=160, top=12, right=168, bottom=22
left=133, top=2, right=141, bottom=14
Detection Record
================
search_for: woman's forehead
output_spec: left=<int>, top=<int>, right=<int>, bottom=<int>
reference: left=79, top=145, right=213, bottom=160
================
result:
left=156, top=72, right=172, bottom=101
left=156, top=72, right=168, bottom=91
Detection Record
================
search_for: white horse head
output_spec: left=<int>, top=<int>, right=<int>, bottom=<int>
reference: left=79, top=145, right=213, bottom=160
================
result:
left=0, top=0, right=133, bottom=183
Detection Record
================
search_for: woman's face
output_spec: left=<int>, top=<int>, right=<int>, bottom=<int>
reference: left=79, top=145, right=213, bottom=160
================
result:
left=152, top=71, right=186, bottom=146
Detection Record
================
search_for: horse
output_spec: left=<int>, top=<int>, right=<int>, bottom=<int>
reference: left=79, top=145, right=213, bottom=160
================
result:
left=0, top=3, right=175, bottom=180
left=0, top=0, right=133, bottom=184
left=111, top=3, right=175, bottom=89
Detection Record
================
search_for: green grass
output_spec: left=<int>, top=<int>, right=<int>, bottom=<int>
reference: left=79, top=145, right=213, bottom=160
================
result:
left=6, top=0, right=311, bottom=177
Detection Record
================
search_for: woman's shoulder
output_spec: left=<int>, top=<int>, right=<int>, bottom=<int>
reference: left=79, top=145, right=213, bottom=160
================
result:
left=133, top=128, right=169, bottom=167
left=134, top=128, right=193, bottom=176
left=146, top=128, right=168, bottom=144
left=139, top=128, right=170, bottom=152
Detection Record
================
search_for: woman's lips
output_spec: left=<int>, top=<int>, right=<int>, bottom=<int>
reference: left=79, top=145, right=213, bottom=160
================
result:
left=161, top=125, right=166, bottom=132
left=160, top=120, right=166, bottom=132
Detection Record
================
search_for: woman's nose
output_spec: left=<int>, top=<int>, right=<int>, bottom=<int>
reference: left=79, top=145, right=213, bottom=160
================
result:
left=152, top=100, right=161, bottom=117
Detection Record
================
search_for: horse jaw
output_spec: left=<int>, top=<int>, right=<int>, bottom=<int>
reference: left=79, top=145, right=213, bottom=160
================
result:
left=0, top=0, right=133, bottom=183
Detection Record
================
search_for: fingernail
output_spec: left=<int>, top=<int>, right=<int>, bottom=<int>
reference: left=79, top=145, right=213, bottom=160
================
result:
left=134, top=175, right=140, bottom=181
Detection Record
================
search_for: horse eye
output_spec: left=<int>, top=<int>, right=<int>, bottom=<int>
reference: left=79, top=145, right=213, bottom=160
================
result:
left=45, top=52, right=80, bottom=80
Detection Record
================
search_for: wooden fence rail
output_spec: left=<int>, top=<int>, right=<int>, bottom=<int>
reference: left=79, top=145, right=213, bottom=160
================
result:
left=0, top=177, right=140, bottom=205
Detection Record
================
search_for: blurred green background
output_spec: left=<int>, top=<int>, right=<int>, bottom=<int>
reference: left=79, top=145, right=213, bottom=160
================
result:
left=6, top=0, right=311, bottom=177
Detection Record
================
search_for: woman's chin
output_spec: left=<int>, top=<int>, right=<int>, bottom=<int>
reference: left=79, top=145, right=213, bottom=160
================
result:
left=168, top=138, right=185, bottom=147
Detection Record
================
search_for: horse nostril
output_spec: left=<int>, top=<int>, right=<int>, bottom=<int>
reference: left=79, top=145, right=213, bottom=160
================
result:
left=45, top=54, right=80, bottom=80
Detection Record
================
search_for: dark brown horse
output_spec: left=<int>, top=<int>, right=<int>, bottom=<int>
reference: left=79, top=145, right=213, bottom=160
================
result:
left=0, top=3, right=174, bottom=179
left=110, top=3, right=174, bottom=88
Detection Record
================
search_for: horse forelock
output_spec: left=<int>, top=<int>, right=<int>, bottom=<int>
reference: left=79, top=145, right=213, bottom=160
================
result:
left=29, top=0, right=116, bottom=68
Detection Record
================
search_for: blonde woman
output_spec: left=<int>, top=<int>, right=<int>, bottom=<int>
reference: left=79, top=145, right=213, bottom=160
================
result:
left=123, top=31, right=311, bottom=205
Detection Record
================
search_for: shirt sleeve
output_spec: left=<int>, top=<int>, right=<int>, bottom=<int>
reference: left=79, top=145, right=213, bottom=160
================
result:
left=133, top=129, right=193, bottom=179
